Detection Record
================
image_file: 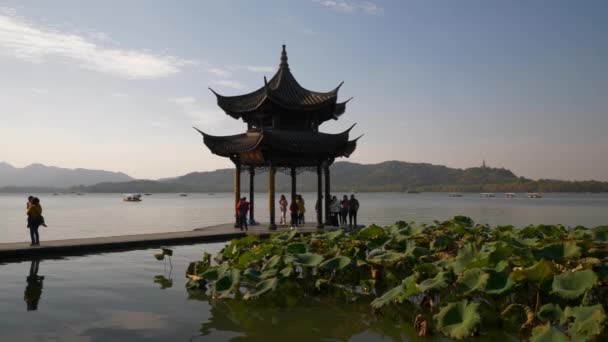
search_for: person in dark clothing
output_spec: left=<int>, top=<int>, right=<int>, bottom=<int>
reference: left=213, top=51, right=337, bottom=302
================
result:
left=348, top=194, right=360, bottom=228
left=24, top=259, right=44, bottom=311
left=289, top=200, right=299, bottom=228
left=339, top=195, right=349, bottom=226
left=236, top=197, right=250, bottom=231
left=27, top=197, right=42, bottom=246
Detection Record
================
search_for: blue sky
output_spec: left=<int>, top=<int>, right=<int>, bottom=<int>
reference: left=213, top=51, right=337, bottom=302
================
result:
left=0, top=0, right=606, bottom=180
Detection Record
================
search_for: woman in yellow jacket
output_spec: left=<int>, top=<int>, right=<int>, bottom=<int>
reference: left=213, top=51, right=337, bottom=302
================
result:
left=27, top=197, right=42, bottom=246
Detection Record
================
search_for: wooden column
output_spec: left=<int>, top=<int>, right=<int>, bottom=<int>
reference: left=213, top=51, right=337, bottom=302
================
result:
left=269, top=166, right=276, bottom=230
left=249, top=166, right=255, bottom=224
left=290, top=167, right=296, bottom=203
left=324, top=162, right=331, bottom=224
left=316, top=163, right=324, bottom=229
left=234, top=162, right=241, bottom=228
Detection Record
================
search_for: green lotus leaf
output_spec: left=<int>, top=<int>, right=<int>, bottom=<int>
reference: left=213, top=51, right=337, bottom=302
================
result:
left=551, top=270, right=598, bottom=299
left=316, top=229, right=344, bottom=241
left=501, top=303, right=532, bottom=331
left=530, top=324, right=569, bottom=342
left=414, top=263, right=439, bottom=279
left=537, top=303, right=565, bottom=324
left=512, top=260, right=557, bottom=283
left=153, top=275, right=173, bottom=289
left=404, top=239, right=430, bottom=258
left=286, top=253, right=324, bottom=267
left=592, top=226, right=608, bottom=242
left=243, top=277, right=279, bottom=300
left=451, top=243, right=476, bottom=275
left=455, top=268, right=489, bottom=295
left=286, top=242, right=308, bottom=254
left=509, top=237, right=538, bottom=249
left=453, top=215, right=474, bottom=227
left=366, top=252, right=406, bottom=265
left=356, top=225, right=386, bottom=240
left=202, top=269, right=219, bottom=282
left=262, top=255, right=282, bottom=271
left=419, top=271, right=449, bottom=292
left=483, top=268, right=514, bottom=295
left=279, top=265, right=294, bottom=278
left=433, top=300, right=481, bottom=339
left=565, top=304, right=606, bottom=338
left=315, top=278, right=329, bottom=290
left=533, top=242, right=581, bottom=260
left=237, top=244, right=273, bottom=268
left=430, top=234, right=452, bottom=251
left=242, top=268, right=261, bottom=282
left=319, top=256, right=352, bottom=271
left=271, top=230, right=297, bottom=243
left=260, top=268, right=278, bottom=279
left=371, top=274, right=418, bottom=309
left=212, top=269, right=241, bottom=298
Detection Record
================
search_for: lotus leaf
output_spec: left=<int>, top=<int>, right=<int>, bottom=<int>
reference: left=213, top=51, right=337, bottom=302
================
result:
left=371, top=274, right=418, bottom=309
left=262, top=255, right=282, bottom=271
left=533, top=242, right=581, bottom=260
left=212, top=269, right=240, bottom=298
left=433, top=300, right=481, bottom=339
left=455, top=268, right=489, bottom=295
left=316, top=229, right=343, bottom=241
left=483, top=268, right=514, bottom=295
left=551, top=270, right=598, bottom=299
left=453, top=215, right=474, bottom=227
left=272, top=230, right=297, bottom=243
left=243, top=277, right=279, bottom=300
left=537, top=303, right=565, bottom=324
left=366, top=252, right=406, bottom=265
left=418, top=271, right=449, bottom=292
left=286, top=242, right=308, bottom=254
left=530, top=324, right=569, bottom=342
left=512, top=260, right=556, bottom=283
left=243, top=268, right=261, bottom=281
left=356, top=225, right=386, bottom=240
left=405, top=240, right=430, bottom=258
left=451, top=243, right=476, bottom=275
left=501, top=303, right=533, bottom=330
left=279, top=265, right=294, bottom=278
left=153, top=275, right=173, bottom=289
left=414, top=263, right=439, bottom=278
left=564, top=304, right=606, bottom=338
left=592, top=226, right=608, bottom=242
left=286, top=253, right=324, bottom=267
left=319, top=256, right=351, bottom=271
left=430, top=234, right=452, bottom=251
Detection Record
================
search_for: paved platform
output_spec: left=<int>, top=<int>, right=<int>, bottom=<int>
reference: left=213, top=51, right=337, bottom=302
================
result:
left=0, top=222, right=333, bottom=261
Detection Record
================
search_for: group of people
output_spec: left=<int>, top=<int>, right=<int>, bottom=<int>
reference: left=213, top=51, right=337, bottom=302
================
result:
left=26, top=196, right=47, bottom=246
left=279, top=194, right=306, bottom=228
left=328, top=194, right=359, bottom=228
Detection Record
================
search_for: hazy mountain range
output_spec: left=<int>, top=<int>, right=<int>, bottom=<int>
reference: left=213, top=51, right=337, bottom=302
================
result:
left=0, top=162, right=133, bottom=188
left=1, top=161, right=607, bottom=193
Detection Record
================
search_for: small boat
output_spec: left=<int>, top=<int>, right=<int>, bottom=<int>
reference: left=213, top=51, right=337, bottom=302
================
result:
left=449, top=193, right=463, bottom=197
left=407, top=190, right=420, bottom=194
left=481, top=193, right=496, bottom=198
left=123, top=194, right=142, bottom=202
left=505, top=193, right=516, bottom=198
left=527, top=193, right=543, bottom=198
left=52, top=193, right=59, bottom=196
left=76, top=193, right=85, bottom=196
left=179, top=193, right=188, bottom=197
left=144, top=193, right=152, bottom=196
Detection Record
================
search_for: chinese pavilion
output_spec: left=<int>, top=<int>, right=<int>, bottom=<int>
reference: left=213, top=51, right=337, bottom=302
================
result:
left=195, top=45, right=361, bottom=229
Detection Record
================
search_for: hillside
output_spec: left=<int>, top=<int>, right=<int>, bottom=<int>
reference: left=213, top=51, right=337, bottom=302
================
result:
left=0, top=162, right=134, bottom=187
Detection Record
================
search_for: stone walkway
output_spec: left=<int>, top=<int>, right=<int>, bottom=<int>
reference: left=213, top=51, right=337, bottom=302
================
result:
left=0, top=222, right=329, bottom=261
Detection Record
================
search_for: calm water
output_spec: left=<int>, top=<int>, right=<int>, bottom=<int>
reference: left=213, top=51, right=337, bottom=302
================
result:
left=1, top=192, right=608, bottom=243
left=1, top=192, right=606, bottom=341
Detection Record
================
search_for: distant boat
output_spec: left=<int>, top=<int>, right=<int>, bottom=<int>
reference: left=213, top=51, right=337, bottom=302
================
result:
left=527, top=193, right=543, bottom=199
left=179, top=193, right=188, bottom=197
left=144, top=193, right=152, bottom=196
left=449, top=193, right=462, bottom=197
left=505, top=193, right=516, bottom=198
left=123, top=194, right=142, bottom=202
left=406, top=190, right=420, bottom=194
left=76, top=193, right=85, bottom=196
left=481, top=193, right=496, bottom=198
left=208, top=193, right=215, bottom=195
left=52, top=193, right=59, bottom=196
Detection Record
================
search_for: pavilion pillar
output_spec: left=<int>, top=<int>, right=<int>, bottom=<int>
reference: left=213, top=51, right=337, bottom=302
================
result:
left=290, top=167, right=296, bottom=203
left=324, top=162, right=331, bottom=224
left=249, top=166, right=255, bottom=224
left=234, top=162, right=241, bottom=228
left=269, top=166, right=277, bottom=230
left=316, top=163, right=324, bottom=229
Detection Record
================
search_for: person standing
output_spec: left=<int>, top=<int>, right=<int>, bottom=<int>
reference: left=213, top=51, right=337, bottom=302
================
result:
left=27, top=197, right=42, bottom=246
left=279, top=194, right=288, bottom=225
left=296, top=195, right=306, bottom=225
left=348, top=194, right=360, bottom=228
left=289, top=199, right=299, bottom=228
left=330, top=195, right=340, bottom=227
left=340, top=195, right=349, bottom=226
left=237, top=197, right=250, bottom=231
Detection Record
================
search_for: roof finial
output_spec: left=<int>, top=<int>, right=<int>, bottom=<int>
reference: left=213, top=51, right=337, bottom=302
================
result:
left=280, top=44, right=289, bottom=69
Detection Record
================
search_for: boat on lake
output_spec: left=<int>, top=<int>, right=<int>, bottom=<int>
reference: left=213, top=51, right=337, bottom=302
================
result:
left=449, top=193, right=463, bottom=197
left=123, top=194, right=142, bottom=202
left=481, top=193, right=496, bottom=197
left=527, top=193, right=543, bottom=198
left=144, top=193, right=152, bottom=196
left=505, top=193, right=516, bottom=198
left=179, top=193, right=188, bottom=197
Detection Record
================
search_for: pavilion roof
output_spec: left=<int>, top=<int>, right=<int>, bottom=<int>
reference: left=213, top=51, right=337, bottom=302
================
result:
left=209, top=45, right=349, bottom=120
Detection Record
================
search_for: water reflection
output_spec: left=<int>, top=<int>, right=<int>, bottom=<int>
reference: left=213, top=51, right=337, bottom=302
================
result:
left=24, top=259, right=44, bottom=311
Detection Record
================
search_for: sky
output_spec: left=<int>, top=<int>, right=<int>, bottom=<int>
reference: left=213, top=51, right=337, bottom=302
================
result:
left=0, top=0, right=606, bottom=181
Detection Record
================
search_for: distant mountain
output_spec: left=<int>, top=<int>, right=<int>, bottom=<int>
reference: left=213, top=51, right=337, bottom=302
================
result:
left=0, top=162, right=134, bottom=188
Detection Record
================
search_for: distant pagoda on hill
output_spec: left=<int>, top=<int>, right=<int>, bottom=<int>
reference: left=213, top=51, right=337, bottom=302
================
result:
left=195, top=45, right=361, bottom=229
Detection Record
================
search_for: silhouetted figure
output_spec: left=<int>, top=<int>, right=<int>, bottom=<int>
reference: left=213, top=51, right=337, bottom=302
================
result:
left=289, top=200, right=299, bottom=228
left=27, top=197, right=43, bottom=246
left=348, top=194, right=360, bottom=228
left=330, top=196, right=340, bottom=227
left=340, top=195, right=349, bottom=226
left=236, top=197, right=250, bottom=231
left=296, top=195, right=306, bottom=224
left=24, top=259, right=44, bottom=311
left=279, top=195, right=288, bottom=225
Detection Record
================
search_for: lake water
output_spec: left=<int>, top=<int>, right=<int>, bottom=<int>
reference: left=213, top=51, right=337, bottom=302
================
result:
left=1, top=192, right=608, bottom=243
left=1, top=192, right=607, bottom=341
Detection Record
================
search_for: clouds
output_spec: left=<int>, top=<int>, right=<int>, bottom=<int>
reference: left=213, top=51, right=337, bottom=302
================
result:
left=0, top=10, right=191, bottom=79
left=168, top=96, right=225, bottom=126
left=314, top=0, right=384, bottom=15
